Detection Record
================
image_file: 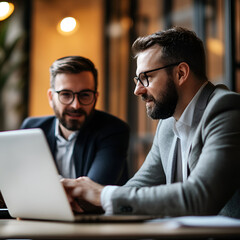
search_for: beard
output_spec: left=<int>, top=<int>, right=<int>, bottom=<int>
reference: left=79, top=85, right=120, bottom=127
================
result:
left=52, top=103, right=94, bottom=131
left=142, top=76, right=178, bottom=120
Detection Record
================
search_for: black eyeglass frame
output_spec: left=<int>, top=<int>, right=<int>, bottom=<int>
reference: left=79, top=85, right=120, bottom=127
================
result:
left=134, top=62, right=181, bottom=87
left=53, top=89, right=97, bottom=105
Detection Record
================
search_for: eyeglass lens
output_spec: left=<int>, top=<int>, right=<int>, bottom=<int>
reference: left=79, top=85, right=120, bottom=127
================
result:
left=58, top=90, right=95, bottom=105
left=138, top=73, right=148, bottom=86
left=134, top=73, right=148, bottom=87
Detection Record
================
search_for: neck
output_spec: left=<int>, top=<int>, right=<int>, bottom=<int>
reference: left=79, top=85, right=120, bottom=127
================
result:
left=59, top=124, right=74, bottom=140
left=173, top=80, right=207, bottom=121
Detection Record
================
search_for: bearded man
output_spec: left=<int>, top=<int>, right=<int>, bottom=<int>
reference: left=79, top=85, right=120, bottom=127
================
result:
left=21, top=56, right=129, bottom=186
left=62, top=27, right=240, bottom=218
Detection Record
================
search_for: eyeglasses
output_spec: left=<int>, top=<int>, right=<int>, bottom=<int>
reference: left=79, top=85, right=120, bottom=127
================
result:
left=134, top=62, right=180, bottom=87
left=53, top=89, right=96, bottom=105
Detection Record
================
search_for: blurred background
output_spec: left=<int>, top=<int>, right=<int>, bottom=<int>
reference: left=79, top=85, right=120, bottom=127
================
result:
left=0, top=0, right=239, bottom=176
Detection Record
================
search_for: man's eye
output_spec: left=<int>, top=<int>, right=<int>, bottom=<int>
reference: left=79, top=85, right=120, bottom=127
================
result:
left=60, top=92, right=72, bottom=98
left=139, top=73, right=147, bottom=82
left=79, top=92, right=91, bottom=99
left=81, top=93, right=90, bottom=97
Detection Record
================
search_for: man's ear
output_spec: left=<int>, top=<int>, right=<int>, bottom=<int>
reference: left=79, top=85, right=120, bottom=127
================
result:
left=94, top=91, right=99, bottom=102
left=47, top=89, right=54, bottom=109
left=177, top=62, right=190, bottom=86
left=93, top=91, right=99, bottom=108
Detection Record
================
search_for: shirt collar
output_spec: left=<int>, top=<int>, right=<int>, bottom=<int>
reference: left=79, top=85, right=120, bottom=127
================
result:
left=173, top=81, right=208, bottom=138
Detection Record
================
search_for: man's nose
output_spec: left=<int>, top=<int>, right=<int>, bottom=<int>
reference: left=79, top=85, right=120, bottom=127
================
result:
left=70, top=94, right=82, bottom=108
left=134, top=81, right=147, bottom=96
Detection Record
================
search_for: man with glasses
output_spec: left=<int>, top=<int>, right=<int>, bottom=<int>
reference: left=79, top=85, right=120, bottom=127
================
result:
left=62, top=27, right=240, bottom=218
left=21, top=56, right=130, bottom=186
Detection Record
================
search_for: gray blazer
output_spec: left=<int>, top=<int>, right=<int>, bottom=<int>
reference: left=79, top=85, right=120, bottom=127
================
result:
left=112, top=82, right=240, bottom=218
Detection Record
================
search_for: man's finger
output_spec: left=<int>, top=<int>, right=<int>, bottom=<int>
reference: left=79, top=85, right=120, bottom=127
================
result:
left=71, top=200, right=84, bottom=213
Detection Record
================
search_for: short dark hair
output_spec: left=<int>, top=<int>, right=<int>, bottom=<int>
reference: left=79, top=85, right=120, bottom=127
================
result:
left=49, top=56, right=98, bottom=90
left=132, top=27, right=207, bottom=81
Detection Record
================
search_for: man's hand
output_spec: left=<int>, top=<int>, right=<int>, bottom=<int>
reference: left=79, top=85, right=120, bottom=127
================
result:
left=61, top=177, right=104, bottom=213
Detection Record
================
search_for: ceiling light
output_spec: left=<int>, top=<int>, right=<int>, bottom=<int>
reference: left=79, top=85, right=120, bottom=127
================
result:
left=0, top=2, right=14, bottom=21
left=57, top=17, right=78, bottom=35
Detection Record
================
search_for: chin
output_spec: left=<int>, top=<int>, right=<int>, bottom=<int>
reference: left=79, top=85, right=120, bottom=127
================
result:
left=65, top=120, right=85, bottom=131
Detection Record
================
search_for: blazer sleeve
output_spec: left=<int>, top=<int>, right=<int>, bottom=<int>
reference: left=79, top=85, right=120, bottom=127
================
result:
left=111, top=92, right=240, bottom=217
left=123, top=120, right=167, bottom=188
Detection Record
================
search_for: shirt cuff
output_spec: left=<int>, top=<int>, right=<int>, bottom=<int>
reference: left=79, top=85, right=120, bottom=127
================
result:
left=101, top=185, right=119, bottom=215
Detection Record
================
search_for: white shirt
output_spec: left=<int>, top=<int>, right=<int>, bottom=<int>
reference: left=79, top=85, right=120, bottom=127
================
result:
left=101, top=82, right=208, bottom=214
left=55, top=119, right=78, bottom=178
left=173, top=81, right=207, bottom=181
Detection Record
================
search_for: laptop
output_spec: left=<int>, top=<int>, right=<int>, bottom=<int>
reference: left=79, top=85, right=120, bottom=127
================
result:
left=0, top=128, right=154, bottom=222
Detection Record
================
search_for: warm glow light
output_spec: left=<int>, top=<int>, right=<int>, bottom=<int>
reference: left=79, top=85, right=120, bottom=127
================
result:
left=0, top=2, right=14, bottom=21
left=207, top=38, right=224, bottom=56
left=58, top=17, right=77, bottom=35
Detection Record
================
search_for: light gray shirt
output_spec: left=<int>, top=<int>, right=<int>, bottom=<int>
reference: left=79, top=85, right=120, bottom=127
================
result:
left=55, top=119, right=78, bottom=178
left=173, top=81, right=207, bottom=181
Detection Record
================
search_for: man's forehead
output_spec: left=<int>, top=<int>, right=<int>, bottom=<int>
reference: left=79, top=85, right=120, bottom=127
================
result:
left=136, top=46, right=163, bottom=73
left=54, top=72, right=95, bottom=89
left=55, top=72, right=94, bottom=81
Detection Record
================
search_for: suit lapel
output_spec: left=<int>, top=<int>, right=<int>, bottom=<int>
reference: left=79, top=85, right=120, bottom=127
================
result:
left=186, top=82, right=216, bottom=172
left=45, top=118, right=57, bottom=159
left=73, top=130, right=85, bottom=177
left=166, top=135, right=178, bottom=183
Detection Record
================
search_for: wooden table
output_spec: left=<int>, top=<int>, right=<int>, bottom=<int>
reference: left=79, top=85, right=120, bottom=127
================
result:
left=1, top=218, right=240, bottom=239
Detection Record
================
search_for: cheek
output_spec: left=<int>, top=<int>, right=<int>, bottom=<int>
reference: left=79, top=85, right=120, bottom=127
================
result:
left=146, top=86, right=157, bottom=98
left=52, top=98, right=65, bottom=112
left=150, top=79, right=167, bottom=100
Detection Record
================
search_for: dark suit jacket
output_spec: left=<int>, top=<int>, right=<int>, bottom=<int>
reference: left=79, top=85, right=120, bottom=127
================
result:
left=21, top=110, right=130, bottom=185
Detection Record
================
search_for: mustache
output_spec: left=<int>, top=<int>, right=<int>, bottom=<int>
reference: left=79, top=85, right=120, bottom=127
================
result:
left=141, top=93, right=155, bottom=102
left=63, top=108, right=87, bottom=115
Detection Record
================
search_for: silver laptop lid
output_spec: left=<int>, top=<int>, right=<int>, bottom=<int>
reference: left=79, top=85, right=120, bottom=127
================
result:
left=0, top=128, right=75, bottom=221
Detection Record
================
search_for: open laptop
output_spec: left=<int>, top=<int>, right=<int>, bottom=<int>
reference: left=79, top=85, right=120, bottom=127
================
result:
left=0, top=128, right=154, bottom=222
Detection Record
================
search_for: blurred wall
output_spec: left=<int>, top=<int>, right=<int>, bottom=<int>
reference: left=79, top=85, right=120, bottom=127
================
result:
left=29, top=0, right=104, bottom=116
